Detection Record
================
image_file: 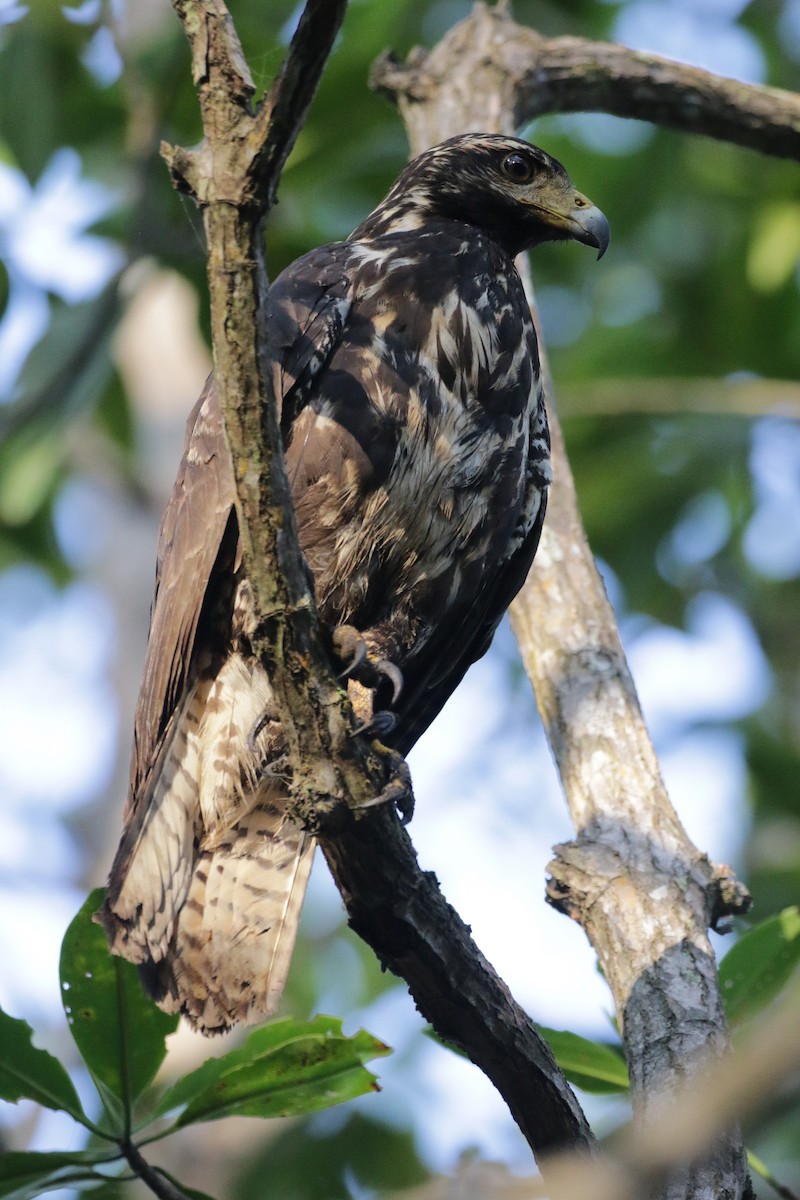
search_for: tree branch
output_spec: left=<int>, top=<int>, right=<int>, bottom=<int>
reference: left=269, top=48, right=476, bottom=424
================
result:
left=165, top=0, right=379, bottom=829
left=121, top=1140, right=192, bottom=1200
left=374, top=4, right=757, bottom=1197
left=321, top=808, right=594, bottom=1155
left=167, top=0, right=595, bottom=1169
left=556, top=375, right=800, bottom=421
left=373, top=1, right=800, bottom=159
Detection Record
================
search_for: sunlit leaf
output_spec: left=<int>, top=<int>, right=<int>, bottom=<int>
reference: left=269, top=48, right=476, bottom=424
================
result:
left=0, top=1007, right=86, bottom=1122
left=59, top=889, right=178, bottom=1121
left=719, top=907, right=800, bottom=1027
left=747, top=202, right=800, bottom=292
left=157, top=1014, right=390, bottom=1126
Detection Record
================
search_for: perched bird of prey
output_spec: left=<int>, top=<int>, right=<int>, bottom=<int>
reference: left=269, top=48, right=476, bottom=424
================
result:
left=103, top=134, right=608, bottom=1034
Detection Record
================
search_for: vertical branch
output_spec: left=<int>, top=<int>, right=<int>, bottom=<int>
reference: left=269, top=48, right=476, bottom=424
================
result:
left=374, top=5, right=752, bottom=1197
left=163, top=0, right=380, bottom=816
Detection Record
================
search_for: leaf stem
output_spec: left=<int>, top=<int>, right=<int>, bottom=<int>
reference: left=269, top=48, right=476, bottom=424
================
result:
left=121, top=1139, right=194, bottom=1200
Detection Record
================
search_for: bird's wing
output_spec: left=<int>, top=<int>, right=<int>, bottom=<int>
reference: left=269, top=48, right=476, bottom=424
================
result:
left=127, top=376, right=239, bottom=812
left=390, top=291, right=550, bottom=756
left=267, top=245, right=352, bottom=439
left=127, top=248, right=353, bottom=814
left=392, top=495, right=547, bottom=755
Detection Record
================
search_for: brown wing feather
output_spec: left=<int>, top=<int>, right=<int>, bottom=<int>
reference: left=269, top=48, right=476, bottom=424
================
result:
left=127, top=375, right=238, bottom=810
left=104, top=257, right=357, bottom=1029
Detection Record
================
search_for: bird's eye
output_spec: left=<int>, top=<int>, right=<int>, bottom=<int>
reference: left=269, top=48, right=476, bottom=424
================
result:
left=501, top=153, right=534, bottom=183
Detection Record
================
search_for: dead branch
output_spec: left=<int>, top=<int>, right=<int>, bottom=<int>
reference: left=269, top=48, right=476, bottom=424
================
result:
left=373, top=1, right=800, bottom=159
left=375, top=4, right=758, bottom=1197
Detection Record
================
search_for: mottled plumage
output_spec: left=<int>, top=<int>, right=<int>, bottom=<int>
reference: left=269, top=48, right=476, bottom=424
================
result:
left=103, top=134, right=608, bottom=1033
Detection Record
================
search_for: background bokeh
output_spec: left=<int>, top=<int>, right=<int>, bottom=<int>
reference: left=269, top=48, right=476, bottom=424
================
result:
left=1, top=0, right=799, bottom=1195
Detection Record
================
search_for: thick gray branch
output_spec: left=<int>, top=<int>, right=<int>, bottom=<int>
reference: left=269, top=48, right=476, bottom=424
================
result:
left=376, top=4, right=755, bottom=1197
left=373, top=1, right=800, bottom=159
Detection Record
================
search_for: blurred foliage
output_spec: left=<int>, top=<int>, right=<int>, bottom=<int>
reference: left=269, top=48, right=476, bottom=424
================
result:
left=1, top=0, right=800, bottom=1195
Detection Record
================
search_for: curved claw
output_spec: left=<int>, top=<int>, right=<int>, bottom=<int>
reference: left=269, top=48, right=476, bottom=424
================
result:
left=332, top=625, right=403, bottom=705
left=376, top=659, right=403, bottom=705
left=351, top=710, right=398, bottom=739
left=332, top=625, right=367, bottom=679
left=247, top=710, right=271, bottom=754
left=357, top=750, right=415, bottom=824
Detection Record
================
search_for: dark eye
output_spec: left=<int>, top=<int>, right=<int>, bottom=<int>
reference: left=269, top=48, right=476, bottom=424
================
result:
left=501, top=153, right=534, bottom=183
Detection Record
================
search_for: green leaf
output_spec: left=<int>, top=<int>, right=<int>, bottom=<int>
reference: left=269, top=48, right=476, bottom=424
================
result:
left=59, top=889, right=179, bottom=1121
left=536, top=1026, right=629, bottom=1094
left=235, top=1112, right=429, bottom=1200
left=157, top=1014, right=390, bottom=1126
left=0, top=1007, right=86, bottom=1122
left=0, top=1150, right=110, bottom=1200
left=719, top=907, right=800, bottom=1027
left=425, top=1022, right=628, bottom=1095
left=0, top=430, right=65, bottom=527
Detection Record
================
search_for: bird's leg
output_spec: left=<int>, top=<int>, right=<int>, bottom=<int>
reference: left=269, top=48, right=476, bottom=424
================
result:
left=331, top=624, right=403, bottom=735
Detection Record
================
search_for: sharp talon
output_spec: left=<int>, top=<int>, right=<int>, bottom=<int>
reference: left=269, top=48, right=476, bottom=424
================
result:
left=377, top=660, right=403, bottom=705
left=355, top=745, right=414, bottom=823
left=332, top=624, right=367, bottom=678
left=247, top=711, right=271, bottom=754
left=351, top=710, right=398, bottom=738
left=337, top=638, right=367, bottom=680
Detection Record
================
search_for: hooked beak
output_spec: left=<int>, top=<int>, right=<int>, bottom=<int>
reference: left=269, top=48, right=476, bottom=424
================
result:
left=566, top=199, right=611, bottom=260
left=528, top=190, right=610, bottom=259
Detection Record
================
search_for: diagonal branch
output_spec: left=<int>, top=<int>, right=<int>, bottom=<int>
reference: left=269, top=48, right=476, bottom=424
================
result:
left=165, top=0, right=594, bottom=1169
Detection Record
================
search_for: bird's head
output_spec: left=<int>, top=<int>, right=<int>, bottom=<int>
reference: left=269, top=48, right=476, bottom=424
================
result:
left=357, top=133, right=609, bottom=260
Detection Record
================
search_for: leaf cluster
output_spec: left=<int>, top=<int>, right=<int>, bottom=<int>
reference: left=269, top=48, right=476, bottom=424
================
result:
left=0, top=891, right=391, bottom=1200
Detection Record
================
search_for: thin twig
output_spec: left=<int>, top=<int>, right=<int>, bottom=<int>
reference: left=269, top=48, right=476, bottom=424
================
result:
left=557, top=376, right=800, bottom=421
left=121, top=1140, right=193, bottom=1200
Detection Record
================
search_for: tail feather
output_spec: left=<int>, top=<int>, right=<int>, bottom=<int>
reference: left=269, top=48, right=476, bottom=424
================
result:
left=157, top=805, right=315, bottom=1033
left=104, top=686, right=206, bottom=962
left=105, top=651, right=314, bottom=1033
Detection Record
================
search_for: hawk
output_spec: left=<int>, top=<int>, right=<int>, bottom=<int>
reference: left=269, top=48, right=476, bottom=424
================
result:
left=103, top=134, right=609, bottom=1034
